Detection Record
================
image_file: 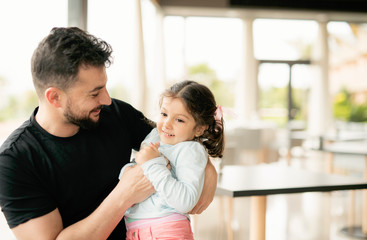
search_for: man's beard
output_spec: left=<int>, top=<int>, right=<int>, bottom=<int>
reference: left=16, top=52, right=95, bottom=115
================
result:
left=64, top=102, right=103, bottom=130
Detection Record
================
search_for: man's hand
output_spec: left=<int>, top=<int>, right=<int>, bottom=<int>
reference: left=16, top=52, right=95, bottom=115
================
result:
left=135, top=142, right=160, bottom=165
left=118, top=164, right=155, bottom=205
left=189, top=159, right=218, bottom=214
left=11, top=165, right=156, bottom=240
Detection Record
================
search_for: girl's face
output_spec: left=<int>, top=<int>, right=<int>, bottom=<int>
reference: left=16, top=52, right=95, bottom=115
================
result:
left=157, top=97, right=206, bottom=145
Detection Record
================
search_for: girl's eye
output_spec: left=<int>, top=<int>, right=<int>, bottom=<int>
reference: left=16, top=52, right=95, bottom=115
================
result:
left=160, top=112, right=167, bottom=117
left=177, top=118, right=185, bottom=123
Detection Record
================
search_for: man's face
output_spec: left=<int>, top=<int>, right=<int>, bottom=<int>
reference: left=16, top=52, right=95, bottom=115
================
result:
left=63, top=65, right=111, bottom=129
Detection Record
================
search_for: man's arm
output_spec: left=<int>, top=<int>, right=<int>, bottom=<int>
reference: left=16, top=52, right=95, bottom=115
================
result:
left=11, top=209, right=63, bottom=240
left=188, top=159, right=218, bottom=214
left=11, top=166, right=154, bottom=240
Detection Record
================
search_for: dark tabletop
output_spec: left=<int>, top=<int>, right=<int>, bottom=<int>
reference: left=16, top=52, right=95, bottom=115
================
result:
left=216, top=164, right=367, bottom=197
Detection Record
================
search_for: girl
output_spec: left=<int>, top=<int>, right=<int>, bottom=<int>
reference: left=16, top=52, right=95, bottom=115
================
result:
left=119, top=80, right=224, bottom=239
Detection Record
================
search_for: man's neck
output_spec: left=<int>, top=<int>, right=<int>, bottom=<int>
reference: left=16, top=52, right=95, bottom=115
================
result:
left=35, top=105, right=80, bottom=138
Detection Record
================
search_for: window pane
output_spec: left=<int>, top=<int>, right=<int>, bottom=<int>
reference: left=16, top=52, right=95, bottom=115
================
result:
left=163, top=16, right=241, bottom=108
left=164, top=16, right=185, bottom=81
left=88, top=0, right=135, bottom=101
left=253, top=19, right=318, bottom=60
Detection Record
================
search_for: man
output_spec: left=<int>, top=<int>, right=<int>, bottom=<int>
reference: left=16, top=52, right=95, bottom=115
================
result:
left=0, top=27, right=217, bottom=239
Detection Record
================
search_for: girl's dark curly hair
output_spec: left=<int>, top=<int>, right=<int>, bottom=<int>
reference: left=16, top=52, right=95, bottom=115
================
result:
left=31, top=27, right=113, bottom=97
left=160, top=80, right=225, bottom=158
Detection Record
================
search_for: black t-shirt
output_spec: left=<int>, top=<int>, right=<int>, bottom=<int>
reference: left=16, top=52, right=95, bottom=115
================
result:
left=0, top=98, right=153, bottom=239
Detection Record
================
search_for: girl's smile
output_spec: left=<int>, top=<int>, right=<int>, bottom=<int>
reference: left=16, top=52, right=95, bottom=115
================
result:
left=157, top=97, right=205, bottom=145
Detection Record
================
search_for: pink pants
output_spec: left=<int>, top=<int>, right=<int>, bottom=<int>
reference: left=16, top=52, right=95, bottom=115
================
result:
left=126, top=219, right=194, bottom=240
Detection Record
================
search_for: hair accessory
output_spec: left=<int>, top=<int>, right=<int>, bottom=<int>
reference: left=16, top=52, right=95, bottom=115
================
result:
left=214, top=105, right=238, bottom=121
left=215, top=105, right=223, bottom=121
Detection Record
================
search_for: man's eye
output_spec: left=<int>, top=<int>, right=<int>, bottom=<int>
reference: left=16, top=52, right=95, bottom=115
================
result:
left=91, top=93, right=99, bottom=97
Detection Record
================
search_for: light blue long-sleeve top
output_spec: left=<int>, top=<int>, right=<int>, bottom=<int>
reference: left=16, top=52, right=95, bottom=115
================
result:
left=119, top=128, right=208, bottom=219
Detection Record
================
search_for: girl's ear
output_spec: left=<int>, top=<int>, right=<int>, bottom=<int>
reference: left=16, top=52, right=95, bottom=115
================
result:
left=45, top=87, right=63, bottom=108
left=195, top=125, right=208, bottom=137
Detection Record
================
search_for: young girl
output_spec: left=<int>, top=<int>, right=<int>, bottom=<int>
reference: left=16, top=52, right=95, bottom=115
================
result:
left=119, top=80, right=224, bottom=239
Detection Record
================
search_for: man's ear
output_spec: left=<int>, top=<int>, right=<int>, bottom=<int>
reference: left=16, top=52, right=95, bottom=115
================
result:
left=195, top=125, right=208, bottom=137
left=45, top=87, right=63, bottom=108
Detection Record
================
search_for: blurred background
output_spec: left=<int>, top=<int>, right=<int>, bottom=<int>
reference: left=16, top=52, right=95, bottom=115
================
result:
left=1, top=0, right=366, bottom=130
left=1, top=0, right=367, bottom=239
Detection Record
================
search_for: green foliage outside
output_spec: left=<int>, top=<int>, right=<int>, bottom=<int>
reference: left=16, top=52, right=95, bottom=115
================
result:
left=0, top=75, right=38, bottom=122
left=187, top=63, right=311, bottom=126
left=108, top=83, right=130, bottom=102
left=0, top=90, right=38, bottom=122
left=333, top=88, right=367, bottom=122
left=259, top=87, right=288, bottom=109
left=188, top=63, right=235, bottom=108
left=259, top=87, right=306, bottom=126
left=259, top=87, right=288, bottom=126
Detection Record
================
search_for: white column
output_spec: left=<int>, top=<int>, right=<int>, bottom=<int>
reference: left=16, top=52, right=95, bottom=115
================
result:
left=308, top=21, right=333, bottom=136
left=182, top=17, right=189, bottom=80
left=131, top=0, right=147, bottom=114
left=146, top=6, right=167, bottom=120
left=154, top=8, right=167, bottom=89
left=235, top=18, right=258, bottom=124
left=68, top=0, right=87, bottom=30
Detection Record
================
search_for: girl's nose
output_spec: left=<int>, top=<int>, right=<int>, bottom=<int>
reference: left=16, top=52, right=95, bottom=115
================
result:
left=163, top=118, right=172, bottom=129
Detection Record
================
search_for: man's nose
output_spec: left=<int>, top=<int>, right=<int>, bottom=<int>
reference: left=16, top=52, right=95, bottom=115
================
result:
left=100, top=87, right=111, bottom=106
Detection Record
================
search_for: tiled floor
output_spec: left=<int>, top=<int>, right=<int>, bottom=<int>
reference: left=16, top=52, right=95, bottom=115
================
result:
left=0, top=148, right=365, bottom=240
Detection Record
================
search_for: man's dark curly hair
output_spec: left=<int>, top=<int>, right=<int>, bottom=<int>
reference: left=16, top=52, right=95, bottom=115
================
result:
left=31, top=27, right=113, bottom=97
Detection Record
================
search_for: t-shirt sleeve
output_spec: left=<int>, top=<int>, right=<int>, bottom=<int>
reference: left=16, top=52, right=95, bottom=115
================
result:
left=0, top=151, right=56, bottom=228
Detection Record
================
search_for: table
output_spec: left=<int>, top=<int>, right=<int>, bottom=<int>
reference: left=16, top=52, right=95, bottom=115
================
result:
left=216, top=164, right=367, bottom=240
left=322, top=141, right=367, bottom=238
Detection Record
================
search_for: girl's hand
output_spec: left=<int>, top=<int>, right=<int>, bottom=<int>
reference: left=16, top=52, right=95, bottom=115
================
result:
left=135, top=142, right=160, bottom=165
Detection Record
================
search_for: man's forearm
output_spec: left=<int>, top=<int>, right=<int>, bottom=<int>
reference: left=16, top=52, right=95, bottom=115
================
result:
left=56, top=181, right=132, bottom=240
left=11, top=186, right=130, bottom=240
left=57, top=166, right=154, bottom=240
left=189, top=159, right=218, bottom=214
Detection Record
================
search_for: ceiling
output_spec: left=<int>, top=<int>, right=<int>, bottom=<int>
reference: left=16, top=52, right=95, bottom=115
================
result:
left=157, top=0, right=367, bottom=23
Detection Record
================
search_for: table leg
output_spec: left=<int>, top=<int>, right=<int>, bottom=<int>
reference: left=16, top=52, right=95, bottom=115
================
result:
left=363, top=189, right=367, bottom=234
left=341, top=156, right=367, bottom=239
left=326, top=152, right=334, bottom=174
left=257, top=149, right=265, bottom=164
left=227, top=197, right=233, bottom=240
left=250, top=196, right=267, bottom=240
left=348, top=190, right=355, bottom=231
left=363, top=156, right=367, bottom=234
left=286, top=145, right=292, bottom=166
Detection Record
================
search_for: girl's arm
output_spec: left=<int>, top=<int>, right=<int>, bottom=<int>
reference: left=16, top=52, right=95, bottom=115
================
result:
left=140, top=142, right=207, bottom=213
